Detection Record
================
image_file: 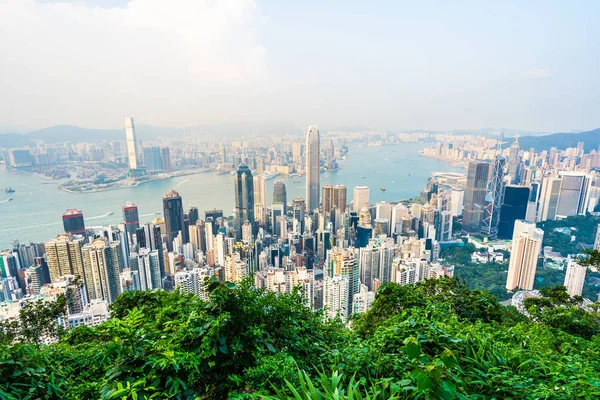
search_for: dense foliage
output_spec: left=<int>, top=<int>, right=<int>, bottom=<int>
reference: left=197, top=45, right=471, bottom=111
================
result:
left=537, top=215, right=600, bottom=257
left=2, top=277, right=600, bottom=399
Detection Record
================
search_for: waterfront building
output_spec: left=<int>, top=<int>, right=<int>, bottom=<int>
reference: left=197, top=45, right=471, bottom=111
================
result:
left=143, top=146, right=163, bottom=172
left=163, top=189, right=186, bottom=250
left=122, top=201, right=139, bottom=243
left=353, top=186, right=370, bottom=212
left=62, top=209, right=86, bottom=236
left=273, top=179, right=287, bottom=215
left=125, top=117, right=139, bottom=170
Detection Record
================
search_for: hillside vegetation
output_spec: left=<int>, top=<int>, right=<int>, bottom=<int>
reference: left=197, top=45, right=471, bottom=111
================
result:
left=1, top=277, right=600, bottom=399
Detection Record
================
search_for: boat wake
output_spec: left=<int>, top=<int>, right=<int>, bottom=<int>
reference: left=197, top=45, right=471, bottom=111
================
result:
left=87, top=212, right=113, bottom=220
left=173, top=178, right=190, bottom=189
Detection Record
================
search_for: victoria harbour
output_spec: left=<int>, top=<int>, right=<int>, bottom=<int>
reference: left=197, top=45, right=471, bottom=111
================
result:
left=0, top=142, right=462, bottom=246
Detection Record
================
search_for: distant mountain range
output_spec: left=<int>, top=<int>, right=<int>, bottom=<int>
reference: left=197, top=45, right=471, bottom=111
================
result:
left=0, top=122, right=301, bottom=147
left=513, top=128, right=600, bottom=153
left=0, top=123, right=598, bottom=152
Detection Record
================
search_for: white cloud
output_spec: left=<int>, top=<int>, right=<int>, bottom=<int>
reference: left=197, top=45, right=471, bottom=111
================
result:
left=521, top=68, right=552, bottom=80
left=0, top=0, right=267, bottom=128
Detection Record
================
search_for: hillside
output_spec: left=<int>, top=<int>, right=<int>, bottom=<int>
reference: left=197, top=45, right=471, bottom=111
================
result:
left=1, top=277, right=600, bottom=399
left=516, top=127, right=600, bottom=152
left=0, top=122, right=301, bottom=148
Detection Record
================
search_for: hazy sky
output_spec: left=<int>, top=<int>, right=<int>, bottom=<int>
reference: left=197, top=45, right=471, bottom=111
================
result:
left=1, top=0, right=599, bottom=132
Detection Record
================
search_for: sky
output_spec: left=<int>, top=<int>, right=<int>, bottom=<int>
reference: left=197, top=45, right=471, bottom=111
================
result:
left=0, top=0, right=599, bottom=133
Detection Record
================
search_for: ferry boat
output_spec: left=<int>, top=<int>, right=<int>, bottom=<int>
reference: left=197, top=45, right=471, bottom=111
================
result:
left=380, top=187, right=386, bottom=192
left=5, top=187, right=15, bottom=193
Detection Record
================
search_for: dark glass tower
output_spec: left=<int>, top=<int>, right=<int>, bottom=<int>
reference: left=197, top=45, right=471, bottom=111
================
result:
left=162, top=189, right=186, bottom=250
left=273, top=179, right=287, bottom=215
left=62, top=209, right=86, bottom=235
left=234, top=164, right=255, bottom=237
left=122, top=201, right=140, bottom=243
left=498, top=185, right=530, bottom=239
left=462, top=161, right=490, bottom=235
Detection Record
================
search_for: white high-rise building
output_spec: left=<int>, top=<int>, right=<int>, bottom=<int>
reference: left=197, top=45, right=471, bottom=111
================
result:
left=450, top=188, right=464, bottom=217
left=564, top=260, right=586, bottom=297
left=125, top=117, right=138, bottom=170
left=594, top=224, right=600, bottom=251
left=556, top=172, right=592, bottom=218
left=537, top=176, right=562, bottom=222
left=352, top=284, right=374, bottom=314
left=305, top=126, right=320, bottom=212
left=506, top=220, right=544, bottom=291
left=353, top=186, right=370, bottom=212
left=323, top=275, right=349, bottom=321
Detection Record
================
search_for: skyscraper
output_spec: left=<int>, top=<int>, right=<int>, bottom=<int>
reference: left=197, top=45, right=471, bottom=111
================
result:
left=45, top=234, right=85, bottom=282
left=163, top=189, right=186, bottom=251
left=462, top=161, right=490, bottom=235
left=556, top=172, right=592, bottom=218
left=507, top=137, right=521, bottom=183
left=481, top=155, right=506, bottom=237
left=143, top=147, right=163, bottom=172
left=125, top=117, right=138, bottom=170
left=305, top=125, right=320, bottom=212
left=594, top=224, right=600, bottom=251
left=82, top=239, right=123, bottom=303
left=506, top=220, right=544, bottom=291
left=272, top=179, right=287, bottom=215
left=234, top=163, right=255, bottom=236
left=564, top=260, right=586, bottom=297
left=353, top=186, right=370, bottom=212
left=62, top=209, right=86, bottom=236
left=537, top=176, right=562, bottom=222
left=161, top=147, right=171, bottom=171
left=122, top=201, right=139, bottom=243
left=332, top=185, right=347, bottom=213
left=497, top=185, right=530, bottom=240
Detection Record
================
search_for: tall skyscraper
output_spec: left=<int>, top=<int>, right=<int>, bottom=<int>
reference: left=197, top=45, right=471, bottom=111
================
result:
left=305, top=125, right=320, bottom=212
left=481, top=155, right=506, bottom=237
left=332, top=185, right=347, bottom=213
left=82, top=239, right=123, bottom=303
left=62, top=209, right=86, bottom=236
left=462, top=161, right=490, bottom=235
left=292, top=141, right=302, bottom=165
left=537, top=176, right=562, bottom=222
left=143, top=147, right=163, bottom=172
left=556, top=172, right=592, bottom=218
left=507, top=137, right=521, bottom=183
left=497, top=185, right=530, bottom=240
left=353, top=186, right=370, bottom=212
left=272, top=179, right=287, bottom=214
left=234, top=163, right=255, bottom=236
left=122, top=201, right=139, bottom=243
left=564, top=260, right=586, bottom=297
left=125, top=117, right=138, bottom=170
left=506, top=220, right=544, bottom=291
left=161, top=147, right=171, bottom=171
left=163, top=189, right=186, bottom=251
left=253, top=175, right=266, bottom=224
left=45, top=235, right=85, bottom=282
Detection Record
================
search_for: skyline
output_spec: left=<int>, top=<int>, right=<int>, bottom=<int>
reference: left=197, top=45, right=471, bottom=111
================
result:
left=1, top=1, right=599, bottom=133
